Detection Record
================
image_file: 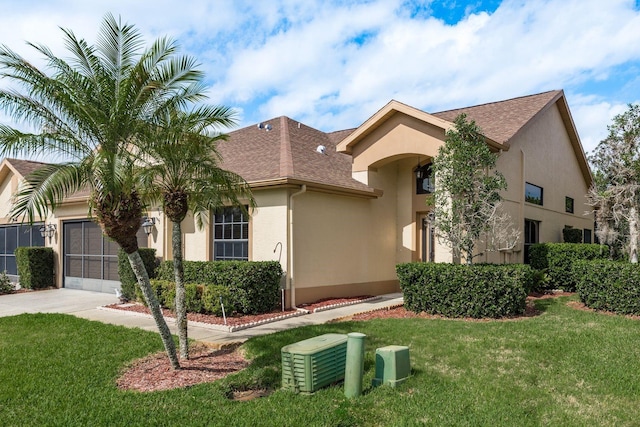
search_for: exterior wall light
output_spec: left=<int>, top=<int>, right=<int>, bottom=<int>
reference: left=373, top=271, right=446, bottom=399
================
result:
left=39, top=223, right=57, bottom=242
left=141, top=217, right=156, bottom=236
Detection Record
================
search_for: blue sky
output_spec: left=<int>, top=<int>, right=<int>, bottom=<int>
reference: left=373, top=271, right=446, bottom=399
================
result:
left=1, top=0, right=640, bottom=155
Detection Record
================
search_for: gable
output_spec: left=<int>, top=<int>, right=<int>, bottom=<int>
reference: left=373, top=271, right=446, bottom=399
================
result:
left=335, top=90, right=592, bottom=187
left=347, top=109, right=449, bottom=172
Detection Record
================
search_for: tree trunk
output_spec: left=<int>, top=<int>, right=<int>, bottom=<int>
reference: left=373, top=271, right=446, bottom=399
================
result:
left=630, top=206, right=638, bottom=264
left=128, top=250, right=180, bottom=369
left=172, top=220, right=188, bottom=359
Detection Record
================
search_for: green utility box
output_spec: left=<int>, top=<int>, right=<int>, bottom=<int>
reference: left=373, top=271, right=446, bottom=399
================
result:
left=281, top=333, right=348, bottom=394
left=372, top=345, right=411, bottom=387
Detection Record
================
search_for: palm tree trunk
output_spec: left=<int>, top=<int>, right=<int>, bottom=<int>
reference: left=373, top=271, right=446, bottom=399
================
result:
left=172, top=220, right=188, bottom=359
left=128, top=250, right=180, bottom=369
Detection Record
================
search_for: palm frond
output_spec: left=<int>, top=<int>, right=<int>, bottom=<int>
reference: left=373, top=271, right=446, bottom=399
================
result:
left=10, top=163, right=87, bottom=223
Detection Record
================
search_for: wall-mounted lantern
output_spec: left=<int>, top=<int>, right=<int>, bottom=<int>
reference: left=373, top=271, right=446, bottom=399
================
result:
left=141, top=217, right=156, bottom=236
left=39, top=223, right=56, bottom=242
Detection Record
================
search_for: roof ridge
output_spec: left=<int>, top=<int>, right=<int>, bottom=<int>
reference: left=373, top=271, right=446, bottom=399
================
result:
left=433, top=90, right=561, bottom=115
left=5, top=157, right=50, bottom=166
left=279, top=116, right=294, bottom=177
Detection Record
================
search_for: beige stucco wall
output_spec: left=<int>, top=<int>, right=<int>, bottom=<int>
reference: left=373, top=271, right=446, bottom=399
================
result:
left=0, top=173, right=16, bottom=221
left=291, top=187, right=397, bottom=303
left=351, top=112, right=445, bottom=173
left=249, top=189, right=289, bottom=264
left=493, top=103, right=593, bottom=263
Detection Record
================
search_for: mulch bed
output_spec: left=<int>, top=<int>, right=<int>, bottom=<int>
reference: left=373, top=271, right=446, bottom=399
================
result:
left=117, top=343, right=249, bottom=392
left=105, top=295, right=375, bottom=328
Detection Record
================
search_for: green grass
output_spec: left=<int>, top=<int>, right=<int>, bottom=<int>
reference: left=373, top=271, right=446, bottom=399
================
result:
left=2, top=296, right=640, bottom=426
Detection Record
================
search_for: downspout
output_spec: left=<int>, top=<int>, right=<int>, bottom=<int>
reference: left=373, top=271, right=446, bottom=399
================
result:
left=520, top=149, right=526, bottom=261
left=288, top=184, right=307, bottom=309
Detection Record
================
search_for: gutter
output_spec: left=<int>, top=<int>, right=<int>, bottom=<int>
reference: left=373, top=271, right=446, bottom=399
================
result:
left=288, top=184, right=307, bottom=309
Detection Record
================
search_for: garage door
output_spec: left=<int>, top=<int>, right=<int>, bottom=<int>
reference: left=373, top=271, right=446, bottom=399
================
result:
left=63, top=220, right=147, bottom=293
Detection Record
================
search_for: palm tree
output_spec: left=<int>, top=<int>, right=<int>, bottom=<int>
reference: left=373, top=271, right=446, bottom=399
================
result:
left=0, top=14, right=210, bottom=369
left=138, top=107, right=255, bottom=359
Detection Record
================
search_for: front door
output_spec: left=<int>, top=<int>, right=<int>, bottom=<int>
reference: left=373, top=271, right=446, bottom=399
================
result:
left=421, top=213, right=435, bottom=262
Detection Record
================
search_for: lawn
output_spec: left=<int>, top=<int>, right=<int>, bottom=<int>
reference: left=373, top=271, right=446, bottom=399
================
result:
left=1, top=296, right=640, bottom=426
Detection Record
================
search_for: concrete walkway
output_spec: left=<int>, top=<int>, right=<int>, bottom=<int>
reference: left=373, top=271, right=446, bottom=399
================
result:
left=0, top=288, right=404, bottom=346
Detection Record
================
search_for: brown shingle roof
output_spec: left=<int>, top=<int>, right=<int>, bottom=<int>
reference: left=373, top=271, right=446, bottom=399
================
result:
left=2, top=158, right=92, bottom=200
left=433, top=90, right=562, bottom=145
left=4, top=158, right=49, bottom=177
left=219, top=117, right=376, bottom=194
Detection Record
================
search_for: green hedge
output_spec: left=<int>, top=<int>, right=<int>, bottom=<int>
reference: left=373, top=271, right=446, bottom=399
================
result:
left=575, top=260, right=640, bottom=315
left=528, top=243, right=608, bottom=291
left=118, top=248, right=159, bottom=300
left=563, top=228, right=583, bottom=243
left=156, top=260, right=282, bottom=314
left=139, top=280, right=236, bottom=316
left=15, top=247, right=54, bottom=289
left=397, top=263, right=531, bottom=318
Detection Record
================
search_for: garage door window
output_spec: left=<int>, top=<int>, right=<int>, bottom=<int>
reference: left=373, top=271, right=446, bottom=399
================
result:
left=64, top=221, right=147, bottom=282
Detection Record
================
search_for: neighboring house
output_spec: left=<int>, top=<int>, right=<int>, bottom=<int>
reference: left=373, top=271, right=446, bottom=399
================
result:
left=0, top=89, right=593, bottom=305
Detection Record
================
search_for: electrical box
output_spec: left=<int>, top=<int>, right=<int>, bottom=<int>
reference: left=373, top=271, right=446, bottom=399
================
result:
left=281, top=333, right=348, bottom=394
left=372, top=345, right=411, bottom=387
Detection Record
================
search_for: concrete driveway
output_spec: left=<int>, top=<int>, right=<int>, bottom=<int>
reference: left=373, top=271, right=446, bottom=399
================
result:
left=0, top=288, right=117, bottom=318
left=0, top=288, right=404, bottom=346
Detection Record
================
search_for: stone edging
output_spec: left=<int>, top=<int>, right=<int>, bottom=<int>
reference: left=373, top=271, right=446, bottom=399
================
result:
left=310, top=295, right=382, bottom=313
left=97, top=305, right=309, bottom=333
left=330, top=302, right=405, bottom=322
left=97, top=295, right=394, bottom=332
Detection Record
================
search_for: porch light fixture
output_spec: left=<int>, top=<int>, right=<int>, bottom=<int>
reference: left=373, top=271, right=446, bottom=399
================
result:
left=141, top=217, right=156, bottom=236
left=39, top=223, right=56, bottom=242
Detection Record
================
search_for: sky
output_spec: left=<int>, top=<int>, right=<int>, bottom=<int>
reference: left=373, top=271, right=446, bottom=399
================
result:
left=1, top=0, right=639, bottom=157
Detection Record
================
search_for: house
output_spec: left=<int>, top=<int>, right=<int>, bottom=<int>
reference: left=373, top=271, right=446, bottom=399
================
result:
left=0, top=89, right=593, bottom=305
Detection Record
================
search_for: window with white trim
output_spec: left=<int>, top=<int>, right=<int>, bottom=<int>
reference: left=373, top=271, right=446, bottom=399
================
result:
left=213, top=206, right=249, bottom=261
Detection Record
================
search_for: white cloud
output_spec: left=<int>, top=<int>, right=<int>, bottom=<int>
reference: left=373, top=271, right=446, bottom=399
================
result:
left=0, top=0, right=639, bottom=149
left=569, top=95, right=635, bottom=155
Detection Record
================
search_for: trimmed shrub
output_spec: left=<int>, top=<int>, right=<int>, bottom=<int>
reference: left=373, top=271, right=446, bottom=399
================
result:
left=135, top=279, right=171, bottom=307
left=162, top=283, right=206, bottom=313
left=397, top=262, right=531, bottom=318
left=563, top=227, right=583, bottom=243
left=0, top=271, right=14, bottom=294
left=156, top=260, right=282, bottom=314
left=118, top=248, right=158, bottom=301
left=202, top=284, right=235, bottom=316
left=528, top=243, right=608, bottom=291
left=575, top=260, right=640, bottom=314
left=15, top=247, right=54, bottom=289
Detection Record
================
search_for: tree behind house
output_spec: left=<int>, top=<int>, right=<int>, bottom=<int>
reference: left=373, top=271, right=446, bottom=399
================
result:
left=431, top=114, right=508, bottom=264
left=587, top=104, right=640, bottom=263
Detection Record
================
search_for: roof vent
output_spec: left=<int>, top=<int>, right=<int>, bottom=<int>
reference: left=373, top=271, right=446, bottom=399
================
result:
left=257, top=123, right=264, bottom=129
left=265, top=124, right=273, bottom=131
left=316, top=145, right=327, bottom=155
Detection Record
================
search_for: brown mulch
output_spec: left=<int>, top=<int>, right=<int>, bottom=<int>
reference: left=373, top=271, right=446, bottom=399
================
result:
left=349, top=300, right=541, bottom=322
left=117, top=343, right=249, bottom=392
left=106, top=295, right=374, bottom=327
left=114, top=295, right=375, bottom=392
left=105, top=303, right=299, bottom=327
left=567, top=300, right=640, bottom=320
